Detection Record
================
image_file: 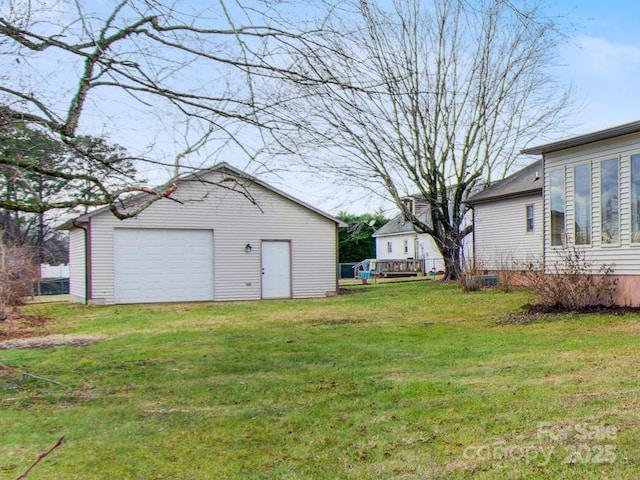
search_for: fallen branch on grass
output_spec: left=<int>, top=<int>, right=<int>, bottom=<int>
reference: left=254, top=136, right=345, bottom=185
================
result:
left=0, top=363, right=71, bottom=389
left=21, top=372, right=71, bottom=389
left=14, top=436, right=64, bottom=480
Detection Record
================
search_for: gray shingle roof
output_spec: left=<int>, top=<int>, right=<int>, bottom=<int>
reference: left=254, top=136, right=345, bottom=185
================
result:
left=464, top=160, right=542, bottom=205
left=373, top=208, right=431, bottom=237
left=522, top=120, right=640, bottom=155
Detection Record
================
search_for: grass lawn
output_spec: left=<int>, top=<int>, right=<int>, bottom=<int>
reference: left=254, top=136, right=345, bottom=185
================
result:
left=1, top=281, right=639, bottom=479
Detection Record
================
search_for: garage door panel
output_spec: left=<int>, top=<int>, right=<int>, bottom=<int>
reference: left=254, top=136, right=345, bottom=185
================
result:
left=114, top=229, right=214, bottom=303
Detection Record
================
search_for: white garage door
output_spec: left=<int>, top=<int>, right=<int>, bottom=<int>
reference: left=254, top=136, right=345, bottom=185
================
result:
left=114, top=228, right=214, bottom=304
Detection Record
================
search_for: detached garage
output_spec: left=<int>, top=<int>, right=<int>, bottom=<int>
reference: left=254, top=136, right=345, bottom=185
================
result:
left=60, top=163, right=345, bottom=305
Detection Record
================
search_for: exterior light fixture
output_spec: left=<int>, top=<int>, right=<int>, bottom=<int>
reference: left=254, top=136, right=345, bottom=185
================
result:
left=245, top=243, right=252, bottom=253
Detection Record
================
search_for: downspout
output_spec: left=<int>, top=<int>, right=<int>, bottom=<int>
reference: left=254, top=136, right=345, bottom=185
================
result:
left=72, top=220, right=90, bottom=305
left=335, top=223, right=340, bottom=293
left=541, top=154, right=546, bottom=272
left=471, top=206, right=476, bottom=271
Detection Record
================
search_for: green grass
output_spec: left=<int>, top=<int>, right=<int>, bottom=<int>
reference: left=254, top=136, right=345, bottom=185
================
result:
left=2, top=281, right=640, bottom=478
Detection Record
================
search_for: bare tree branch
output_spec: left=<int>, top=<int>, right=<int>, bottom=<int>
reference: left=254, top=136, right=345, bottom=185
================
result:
left=0, top=0, right=344, bottom=217
left=272, top=0, right=574, bottom=280
left=14, top=436, right=64, bottom=480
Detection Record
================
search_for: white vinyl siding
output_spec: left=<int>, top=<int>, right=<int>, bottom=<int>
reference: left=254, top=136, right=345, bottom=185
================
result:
left=73, top=170, right=338, bottom=304
left=544, top=131, right=639, bottom=273
left=376, top=233, right=415, bottom=260
left=473, top=194, right=543, bottom=270
left=417, top=234, right=446, bottom=272
left=68, top=228, right=86, bottom=303
left=374, top=232, right=444, bottom=270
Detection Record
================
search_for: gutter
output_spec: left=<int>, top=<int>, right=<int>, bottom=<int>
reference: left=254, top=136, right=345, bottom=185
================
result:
left=522, top=119, right=640, bottom=156
left=72, top=220, right=90, bottom=305
left=463, top=188, right=542, bottom=206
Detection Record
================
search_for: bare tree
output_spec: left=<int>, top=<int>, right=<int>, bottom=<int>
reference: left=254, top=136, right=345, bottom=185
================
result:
left=0, top=0, right=341, bottom=218
left=273, top=0, right=573, bottom=279
left=0, top=124, right=137, bottom=261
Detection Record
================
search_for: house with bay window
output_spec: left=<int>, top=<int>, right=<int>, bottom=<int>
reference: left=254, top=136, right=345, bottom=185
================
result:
left=522, top=119, right=640, bottom=306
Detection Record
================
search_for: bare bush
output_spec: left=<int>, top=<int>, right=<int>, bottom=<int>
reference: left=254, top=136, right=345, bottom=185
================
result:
left=494, top=254, right=519, bottom=292
left=525, top=247, right=617, bottom=310
left=460, top=255, right=514, bottom=292
left=0, top=243, right=38, bottom=319
left=496, top=270, right=514, bottom=293
left=459, top=259, right=487, bottom=293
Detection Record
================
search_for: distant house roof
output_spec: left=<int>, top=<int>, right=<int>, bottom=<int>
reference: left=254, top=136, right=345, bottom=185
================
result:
left=465, top=160, right=542, bottom=205
left=522, top=120, right=640, bottom=155
left=373, top=208, right=431, bottom=237
left=59, top=162, right=346, bottom=229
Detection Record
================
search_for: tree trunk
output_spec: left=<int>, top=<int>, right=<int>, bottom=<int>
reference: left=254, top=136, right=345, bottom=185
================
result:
left=440, top=239, right=462, bottom=282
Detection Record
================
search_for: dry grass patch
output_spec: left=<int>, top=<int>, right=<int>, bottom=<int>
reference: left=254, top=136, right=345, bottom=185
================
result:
left=0, top=334, right=106, bottom=350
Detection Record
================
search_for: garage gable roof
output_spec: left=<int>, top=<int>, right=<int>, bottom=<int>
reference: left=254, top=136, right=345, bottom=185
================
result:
left=59, top=162, right=347, bottom=229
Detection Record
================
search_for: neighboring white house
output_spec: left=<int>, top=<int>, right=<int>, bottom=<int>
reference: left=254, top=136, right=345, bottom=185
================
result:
left=59, top=162, right=345, bottom=305
left=465, top=160, right=543, bottom=270
left=522, top=119, right=640, bottom=306
left=373, top=197, right=445, bottom=272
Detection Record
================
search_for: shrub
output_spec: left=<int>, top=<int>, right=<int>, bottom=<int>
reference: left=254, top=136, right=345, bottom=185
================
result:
left=524, top=247, right=616, bottom=310
left=458, top=259, right=484, bottom=292
left=497, top=270, right=514, bottom=292
left=0, top=243, right=38, bottom=319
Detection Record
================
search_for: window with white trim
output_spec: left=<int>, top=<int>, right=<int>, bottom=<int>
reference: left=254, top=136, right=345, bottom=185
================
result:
left=574, top=164, right=591, bottom=245
left=600, top=158, right=619, bottom=244
left=526, top=204, right=534, bottom=232
left=631, top=154, right=640, bottom=243
left=549, top=168, right=565, bottom=246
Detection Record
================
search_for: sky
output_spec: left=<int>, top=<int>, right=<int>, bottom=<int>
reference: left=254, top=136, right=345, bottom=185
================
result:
left=7, top=0, right=640, bottom=219
left=270, top=0, right=640, bottom=216
left=552, top=0, right=640, bottom=135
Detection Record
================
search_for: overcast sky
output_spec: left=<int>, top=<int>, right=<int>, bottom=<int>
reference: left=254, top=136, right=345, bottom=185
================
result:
left=10, top=1, right=640, bottom=217
left=551, top=0, right=640, bottom=134
left=274, top=1, right=640, bottom=215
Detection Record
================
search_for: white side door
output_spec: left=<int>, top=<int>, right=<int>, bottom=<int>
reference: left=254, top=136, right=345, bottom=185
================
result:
left=261, top=241, right=291, bottom=299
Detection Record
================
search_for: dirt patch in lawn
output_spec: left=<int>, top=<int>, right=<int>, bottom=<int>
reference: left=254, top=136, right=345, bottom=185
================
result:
left=310, top=317, right=365, bottom=326
left=0, top=334, right=106, bottom=350
left=0, top=312, right=51, bottom=341
left=497, top=303, right=640, bottom=325
left=337, top=287, right=367, bottom=295
left=0, top=312, right=105, bottom=350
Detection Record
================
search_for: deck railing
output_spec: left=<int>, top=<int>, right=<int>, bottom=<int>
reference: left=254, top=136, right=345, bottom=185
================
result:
left=354, top=258, right=427, bottom=277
